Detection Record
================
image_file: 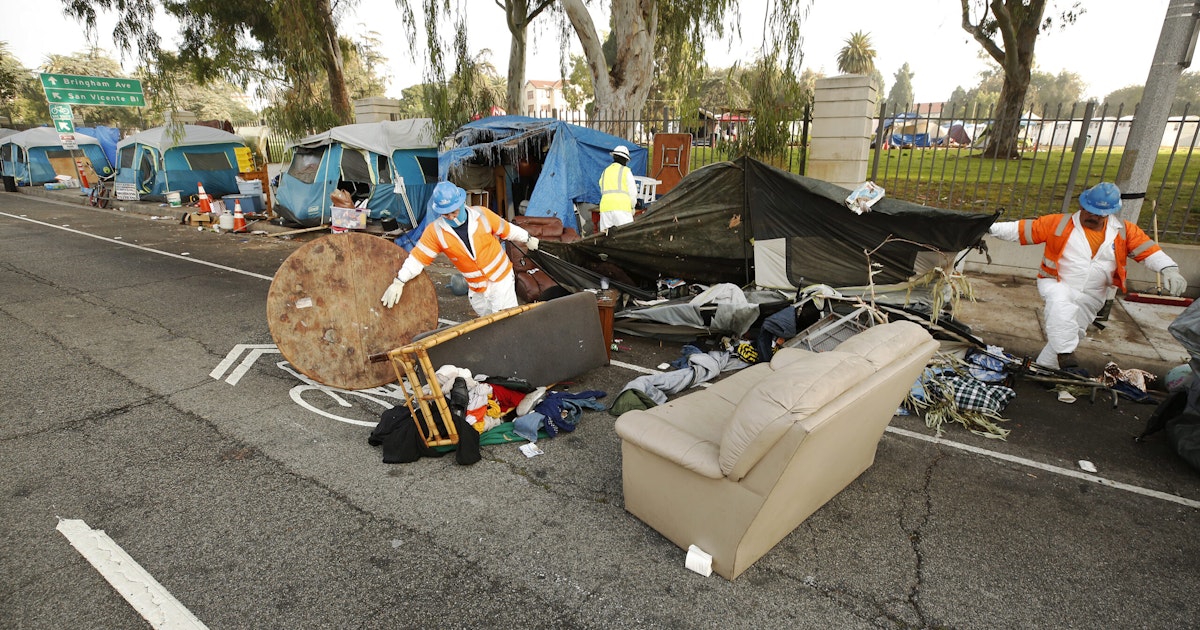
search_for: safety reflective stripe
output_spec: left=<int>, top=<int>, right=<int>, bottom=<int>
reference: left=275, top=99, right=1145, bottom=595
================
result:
left=415, top=242, right=438, bottom=259
left=1130, top=240, right=1156, bottom=257
left=600, top=166, right=630, bottom=195
left=1053, top=214, right=1072, bottom=236
left=1022, top=220, right=1035, bottom=244
left=599, top=164, right=634, bottom=213
left=461, top=269, right=484, bottom=278
left=480, top=254, right=506, bottom=276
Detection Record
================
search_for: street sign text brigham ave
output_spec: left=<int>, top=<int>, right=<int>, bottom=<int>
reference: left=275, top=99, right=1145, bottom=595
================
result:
left=40, top=73, right=146, bottom=107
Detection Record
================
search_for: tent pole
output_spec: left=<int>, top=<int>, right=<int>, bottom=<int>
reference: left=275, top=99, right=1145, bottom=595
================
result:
left=741, top=158, right=752, bottom=288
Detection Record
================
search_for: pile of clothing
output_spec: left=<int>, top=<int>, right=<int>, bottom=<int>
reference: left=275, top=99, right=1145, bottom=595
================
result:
left=369, top=364, right=606, bottom=465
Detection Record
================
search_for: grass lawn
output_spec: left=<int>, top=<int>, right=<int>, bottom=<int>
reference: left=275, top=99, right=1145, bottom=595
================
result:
left=654, top=144, right=1200, bottom=243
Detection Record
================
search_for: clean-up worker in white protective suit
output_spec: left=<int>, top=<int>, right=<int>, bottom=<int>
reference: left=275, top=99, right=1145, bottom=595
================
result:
left=381, top=181, right=539, bottom=317
left=988, top=181, right=1187, bottom=369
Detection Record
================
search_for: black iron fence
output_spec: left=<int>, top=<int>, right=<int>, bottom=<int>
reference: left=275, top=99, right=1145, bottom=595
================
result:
left=870, top=101, right=1200, bottom=242
left=250, top=101, right=1200, bottom=243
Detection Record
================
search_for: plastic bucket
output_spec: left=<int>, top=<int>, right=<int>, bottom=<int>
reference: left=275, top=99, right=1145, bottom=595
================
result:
left=167, top=191, right=182, bottom=207
left=218, top=213, right=235, bottom=230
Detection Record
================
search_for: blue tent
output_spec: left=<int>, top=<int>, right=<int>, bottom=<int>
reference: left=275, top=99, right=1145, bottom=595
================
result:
left=275, top=119, right=439, bottom=228
left=115, top=124, right=246, bottom=200
left=439, top=116, right=648, bottom=231
left=0, top=127, right=114, bottom=186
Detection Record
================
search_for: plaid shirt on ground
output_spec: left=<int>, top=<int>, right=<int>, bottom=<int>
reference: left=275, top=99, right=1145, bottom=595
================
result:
left=934, top=376, right=1017, bottom=414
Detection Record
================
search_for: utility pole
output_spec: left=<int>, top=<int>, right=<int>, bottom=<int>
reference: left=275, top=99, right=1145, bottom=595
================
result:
left=1116, top=0, right=1200, bottom=224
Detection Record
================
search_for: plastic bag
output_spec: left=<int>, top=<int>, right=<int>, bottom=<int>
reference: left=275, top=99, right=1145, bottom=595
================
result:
left=845, top=181, right=884, bottom=215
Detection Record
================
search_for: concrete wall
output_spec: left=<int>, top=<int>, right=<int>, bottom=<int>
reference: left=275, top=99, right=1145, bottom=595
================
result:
left=963, top=236, right=1200, bottom=298
left=354, top=97, right=401, bottom=123
left=806, top=75, right=877, bottom=189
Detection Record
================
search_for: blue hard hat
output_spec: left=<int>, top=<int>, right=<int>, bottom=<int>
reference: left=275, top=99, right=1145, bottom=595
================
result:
left=429, top=181, right=467, bottom=215
left=1079, top=182, right=1122, bottom=216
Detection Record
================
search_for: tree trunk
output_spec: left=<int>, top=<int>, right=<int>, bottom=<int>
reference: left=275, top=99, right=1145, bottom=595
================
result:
left=505, top=0, right=530, bottom=116
left=506, top=29, right=527, bottom=116
left=315, top=0, right=352, bottom=124
left=985, top=72, right=1031, bottom=159
left=561, top=0, right=656, bottom=137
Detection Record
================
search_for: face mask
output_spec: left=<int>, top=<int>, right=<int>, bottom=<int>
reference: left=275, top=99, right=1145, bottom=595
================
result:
left=444, top=206, right=467, bottom=228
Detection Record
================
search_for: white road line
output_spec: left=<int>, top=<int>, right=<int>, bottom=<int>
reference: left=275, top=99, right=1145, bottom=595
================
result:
left=886, top=426, right=1200, bottom=509
left=210, top=343, right=280, bottom=381
left=56, top=519, right=208, bottom=629
left=1, top=211, right=275, bottom=281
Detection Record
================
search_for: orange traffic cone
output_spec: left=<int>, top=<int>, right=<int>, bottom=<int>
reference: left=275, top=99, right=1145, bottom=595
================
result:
left=232, top=200, right=246, bottom=232
left=197, top=182, right=212, bottom=213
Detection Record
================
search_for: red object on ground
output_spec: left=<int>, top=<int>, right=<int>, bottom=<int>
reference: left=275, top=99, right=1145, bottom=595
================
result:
left=1125, top=293, right=1194, bottom=307
left=197, top=182, right=212, bottom=213
left=232, top=201, right=247, bottom=232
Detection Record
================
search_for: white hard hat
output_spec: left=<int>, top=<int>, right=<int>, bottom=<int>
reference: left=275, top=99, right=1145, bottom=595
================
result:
left=610, top=145, right=630, bottom=160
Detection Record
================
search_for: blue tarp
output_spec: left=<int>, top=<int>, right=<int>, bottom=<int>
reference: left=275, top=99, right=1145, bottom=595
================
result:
left=76, top=126, right=120, bottom=172
left=439, top=116, right=647, bottom=231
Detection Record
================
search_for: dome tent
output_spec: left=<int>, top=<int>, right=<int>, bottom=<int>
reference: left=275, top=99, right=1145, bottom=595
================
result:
left=275, top=119, right=439, bottom=228
left=115, top=124, right=247, bottom=200
left=1, top=127, right=113, bottom=187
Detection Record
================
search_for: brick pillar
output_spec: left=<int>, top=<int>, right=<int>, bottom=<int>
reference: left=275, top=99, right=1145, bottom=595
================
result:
left=806, top=75, right=877, bottom=189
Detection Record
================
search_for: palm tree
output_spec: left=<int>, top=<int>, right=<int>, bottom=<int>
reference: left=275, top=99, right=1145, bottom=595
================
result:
left=837, top=31, right=876, bottom=75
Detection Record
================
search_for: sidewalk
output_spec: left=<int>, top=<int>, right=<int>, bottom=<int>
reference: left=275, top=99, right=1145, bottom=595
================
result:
left=955, top=271, right=1191, bottom=377
left=18, top=181, right=323, bottom=238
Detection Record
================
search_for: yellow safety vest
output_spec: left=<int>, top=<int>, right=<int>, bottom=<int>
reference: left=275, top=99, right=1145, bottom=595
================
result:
left=598, top=163, right=633, bottom=213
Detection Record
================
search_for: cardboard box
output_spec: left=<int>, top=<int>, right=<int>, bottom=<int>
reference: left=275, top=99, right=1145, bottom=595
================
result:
left=181, top=212, right=216, bottom=226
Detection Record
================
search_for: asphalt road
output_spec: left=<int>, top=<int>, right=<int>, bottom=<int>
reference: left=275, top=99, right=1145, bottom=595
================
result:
left=1, top=192, right=1197, bottom=629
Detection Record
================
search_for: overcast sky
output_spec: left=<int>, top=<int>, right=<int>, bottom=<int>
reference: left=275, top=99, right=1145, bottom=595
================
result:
left=4, top=0, right=1172, bottom=105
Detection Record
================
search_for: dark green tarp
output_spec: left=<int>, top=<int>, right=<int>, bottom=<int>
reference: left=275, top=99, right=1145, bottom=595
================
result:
left=540, top=156, right=998, bottom=291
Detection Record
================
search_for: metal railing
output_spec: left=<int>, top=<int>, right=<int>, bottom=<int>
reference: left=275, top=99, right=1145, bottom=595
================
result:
left=869, top=101, right=1200, bottom=242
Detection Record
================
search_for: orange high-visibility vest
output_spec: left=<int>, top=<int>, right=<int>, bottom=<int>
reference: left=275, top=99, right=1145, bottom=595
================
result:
left=598, top=163, right=633, bottom=213
left=410, top=206, right=518, bottom=292
left=1015, top=213, right=1163, bottom=292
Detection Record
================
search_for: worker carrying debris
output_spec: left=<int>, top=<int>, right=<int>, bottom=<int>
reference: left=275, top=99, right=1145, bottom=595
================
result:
left=987, top=181, right=1187, bottom=369
left=382, top=181, right=540, bottom=317
left=597, top=145, right=636, bottom=231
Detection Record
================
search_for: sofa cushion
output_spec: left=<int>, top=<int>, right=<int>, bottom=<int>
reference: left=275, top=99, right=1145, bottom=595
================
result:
left=720, top=351, right=875, bottom=480
left=768, top=347, right=817, bottom=371
left=833, top=320, right=931, bottom=370
left=615, top=404, right=725, bottom=479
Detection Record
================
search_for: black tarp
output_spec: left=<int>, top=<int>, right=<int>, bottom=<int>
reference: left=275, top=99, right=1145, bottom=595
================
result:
left=539, top=156, right=999, bottom=291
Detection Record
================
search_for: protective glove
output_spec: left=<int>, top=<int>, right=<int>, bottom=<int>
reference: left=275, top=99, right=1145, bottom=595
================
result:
left=526, top=236, right=539, bottom=251
left=1162, top=266, right=1188, bottom=297
left=381, top=278, right=406, bottom=308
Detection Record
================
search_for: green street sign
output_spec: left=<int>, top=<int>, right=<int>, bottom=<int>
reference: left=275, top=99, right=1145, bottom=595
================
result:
left=49, top=104, right=74, bottom=133
left=40, top=73, right=146, bottom=107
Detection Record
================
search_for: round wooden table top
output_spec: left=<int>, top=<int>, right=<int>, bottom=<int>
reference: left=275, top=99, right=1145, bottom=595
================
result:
left=267, top=232, right=438, bottom=389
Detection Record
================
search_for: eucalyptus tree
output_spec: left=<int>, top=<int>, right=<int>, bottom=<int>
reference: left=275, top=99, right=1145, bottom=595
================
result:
left=960, top=0, right=1081, bottom=158
left=559, top=0, right=810, bottom=137
left=60, top=0, right=371, bottom=135
left=498, top=0, right=556, bottom=114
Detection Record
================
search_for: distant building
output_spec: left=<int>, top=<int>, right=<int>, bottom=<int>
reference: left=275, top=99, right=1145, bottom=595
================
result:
left=523, top=79, right=585, bottom=120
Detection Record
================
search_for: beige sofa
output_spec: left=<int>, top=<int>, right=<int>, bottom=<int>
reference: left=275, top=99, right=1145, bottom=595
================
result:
left=614, top=320, right=937, bottom=579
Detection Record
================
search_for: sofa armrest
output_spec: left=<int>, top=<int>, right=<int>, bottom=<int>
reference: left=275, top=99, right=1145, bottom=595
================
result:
left=615, top=412, right=724, bottom=479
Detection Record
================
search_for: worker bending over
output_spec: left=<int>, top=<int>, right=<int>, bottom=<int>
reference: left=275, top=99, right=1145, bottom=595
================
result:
left=988, top=182, right=1187, bottom=369
left=382, top=181, right=539, bottom=317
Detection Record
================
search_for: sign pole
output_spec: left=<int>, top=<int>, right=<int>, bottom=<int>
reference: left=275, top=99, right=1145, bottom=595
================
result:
left=41, top=73, right=146, bottom=196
